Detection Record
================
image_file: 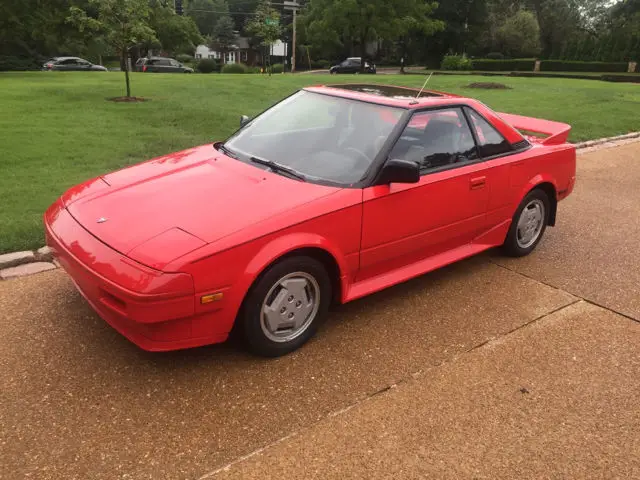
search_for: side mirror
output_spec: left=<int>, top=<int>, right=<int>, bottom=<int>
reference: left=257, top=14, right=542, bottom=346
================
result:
left=376, top=159, right=420, bottom=185
left=240, top=115, right=251, bottom=127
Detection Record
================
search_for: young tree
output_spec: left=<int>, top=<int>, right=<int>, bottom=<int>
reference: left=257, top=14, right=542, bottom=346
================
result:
left=69, top=0, right=157, bottom=98
left=245, top=0, right=282, bottom=73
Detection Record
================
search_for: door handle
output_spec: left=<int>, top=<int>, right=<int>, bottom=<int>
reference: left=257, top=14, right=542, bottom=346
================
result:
left=470, top=176, right=486, bottom=190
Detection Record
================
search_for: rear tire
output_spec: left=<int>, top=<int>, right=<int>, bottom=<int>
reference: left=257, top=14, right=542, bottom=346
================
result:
left=502, top=189, right=550, bottom=257
left=239, top=256, right=331, bottom=357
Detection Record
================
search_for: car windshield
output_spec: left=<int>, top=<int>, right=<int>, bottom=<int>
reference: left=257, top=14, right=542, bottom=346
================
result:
left=223, top=90, right=404, bottom=185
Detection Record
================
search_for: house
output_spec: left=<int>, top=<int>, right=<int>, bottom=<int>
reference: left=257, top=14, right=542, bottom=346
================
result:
left=195, top=37, right=287, bottom=66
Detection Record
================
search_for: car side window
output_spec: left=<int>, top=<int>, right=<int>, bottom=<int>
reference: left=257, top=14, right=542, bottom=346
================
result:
left=389, top=108, right=478, bottom=174
left=170, top=59, right=180, bottom=67
left=61, top=59, right=77, bottom=65
left=464, top=108, right=512, bottom=157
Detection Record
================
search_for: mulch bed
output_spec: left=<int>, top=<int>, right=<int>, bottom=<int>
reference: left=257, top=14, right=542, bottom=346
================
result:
left=107, top=96, right=148, bottom=102
left=466, top=82, right=512, bottom=89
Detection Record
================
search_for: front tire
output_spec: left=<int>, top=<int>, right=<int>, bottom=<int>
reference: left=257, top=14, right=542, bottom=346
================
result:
left=239, top=256, right=331, bottom=357
left=502, top=189, right=550, bottom=257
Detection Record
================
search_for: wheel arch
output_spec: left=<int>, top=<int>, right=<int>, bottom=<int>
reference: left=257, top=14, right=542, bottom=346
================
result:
left=518, top=176, right=558, bottom=227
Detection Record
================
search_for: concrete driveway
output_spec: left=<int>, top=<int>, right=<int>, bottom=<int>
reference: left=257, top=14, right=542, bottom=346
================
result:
left=1, top=142, right=639, bottom=479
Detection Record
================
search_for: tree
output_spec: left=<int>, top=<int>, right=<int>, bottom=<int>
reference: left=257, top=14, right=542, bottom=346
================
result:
left=185, top=0, right=229, bottom=36
left=245, top=0, right=282, bottom=73
left=69, top=0, right=157, bottom=98
left=150, top=1, right=203, bottom=55
left=211, top=14, right=236, bottom=60
left=496, top=9, right=541, bottom=57
left=304, top=0, right=444, bottom=71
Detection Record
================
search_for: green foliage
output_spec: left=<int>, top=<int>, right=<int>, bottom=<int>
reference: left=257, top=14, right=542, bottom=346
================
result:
left=212, top=15, right=236, bottom=53
left=245, top=0, right=282, bottom=47
left=441, top=54, right=472, bottom=71
left=149, top=2, right=203, bottom=55
left=197, top=58, right=218, bottom=73
left=496, top=9, right=541, bottom=58
left=221, top=62, right=248, bottom=73
left=246, top=66, right=262, bottom=73
left=0, top=56, right=42, bottom=71
left=303, top=0, right=443, bottom=68
left=471, top=59, right=536, bottom=71
left=271, top=63, right=284, bottom=73
left=176, top=53, right=195, bottom=63
left=540, top=61, right=630, bottom=73
left=68, top=0, right=157, bottom=97
left=185, top=0, right=229, bottom=37
left=486, top=52, right=505, bottom=60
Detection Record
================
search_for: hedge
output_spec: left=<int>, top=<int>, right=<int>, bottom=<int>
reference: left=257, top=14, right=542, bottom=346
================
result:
left=221, top=62, right=248, bottom=73
left=540, top=60, right=629, bottom=72
left=471, top=59, right=536, bottom=71
left=0, top=56, right=42, bottom=71
left=196, top=58, right=218, bottom=73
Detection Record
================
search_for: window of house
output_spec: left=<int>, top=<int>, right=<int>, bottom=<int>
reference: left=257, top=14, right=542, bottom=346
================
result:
left=241, top=51, right=247, bottom=62
left=389, top=108, right=478, bottom=173
left=464, top=107, right=512, bottom=158
left=195, top=54, right=202, bottom=59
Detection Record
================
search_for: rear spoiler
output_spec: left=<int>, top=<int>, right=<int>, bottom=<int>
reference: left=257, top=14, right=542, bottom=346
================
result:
left=497, top=112, right=571, bottom=146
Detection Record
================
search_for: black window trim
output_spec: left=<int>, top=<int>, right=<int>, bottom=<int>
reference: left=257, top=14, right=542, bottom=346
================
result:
left=369, top=104, right=533, bottom=185
left=463, top=106, right=532, bottom=160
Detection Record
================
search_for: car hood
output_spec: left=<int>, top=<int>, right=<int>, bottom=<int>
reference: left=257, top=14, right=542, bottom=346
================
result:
left=66, top=145, right=339, bottom=268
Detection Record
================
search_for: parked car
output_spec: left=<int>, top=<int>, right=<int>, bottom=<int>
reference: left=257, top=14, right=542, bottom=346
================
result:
left=42, top=57, right=108, bottom=72
left=330, top=57, right=376, bottom=74
left=45, top=83, right=576, bottom=357
left=137, top=56, right=194, bottom=73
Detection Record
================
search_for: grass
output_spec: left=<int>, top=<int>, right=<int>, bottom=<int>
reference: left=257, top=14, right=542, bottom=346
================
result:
left=1, top=71, right=639, bottom=253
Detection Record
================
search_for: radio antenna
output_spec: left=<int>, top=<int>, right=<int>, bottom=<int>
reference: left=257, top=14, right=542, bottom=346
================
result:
left=410, top=72, right=433, bottom=104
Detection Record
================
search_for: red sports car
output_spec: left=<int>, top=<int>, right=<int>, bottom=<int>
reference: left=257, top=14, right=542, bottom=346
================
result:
left=45, top=84, right=576, bottom=356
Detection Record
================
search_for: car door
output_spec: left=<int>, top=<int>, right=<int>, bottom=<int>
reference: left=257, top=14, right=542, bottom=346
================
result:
left=76, top=59, right=92, bottom=71
left=169, top=59, right=183, bottom=72
left=358, top=107, right=492, bottom=282
left=56, top=58, right=77, bottom=71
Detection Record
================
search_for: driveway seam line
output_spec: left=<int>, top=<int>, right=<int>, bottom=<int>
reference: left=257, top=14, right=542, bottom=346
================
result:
left=489, top=260, right=639, bottom=324
left=197, top=297, right=582, bottom=478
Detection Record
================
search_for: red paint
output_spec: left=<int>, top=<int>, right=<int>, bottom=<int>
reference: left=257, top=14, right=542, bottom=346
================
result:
left=45, top=85, right=577, bottom=351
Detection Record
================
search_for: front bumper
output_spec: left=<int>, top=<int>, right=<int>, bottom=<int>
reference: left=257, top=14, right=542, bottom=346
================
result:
left=44, top=200, right=228, bottom=351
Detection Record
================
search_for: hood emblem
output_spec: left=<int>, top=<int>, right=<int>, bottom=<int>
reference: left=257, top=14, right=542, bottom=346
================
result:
left=97, top=217, right=108, bottom=224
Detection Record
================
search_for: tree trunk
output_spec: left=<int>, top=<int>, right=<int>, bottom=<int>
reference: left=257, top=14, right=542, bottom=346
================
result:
left=123, top=49, right=131, bottom=98
left=360, top=34, right=367, bottom=72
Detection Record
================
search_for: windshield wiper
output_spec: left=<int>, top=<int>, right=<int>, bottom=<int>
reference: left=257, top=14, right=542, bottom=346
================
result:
left=250, top=156, right=306, bottom=181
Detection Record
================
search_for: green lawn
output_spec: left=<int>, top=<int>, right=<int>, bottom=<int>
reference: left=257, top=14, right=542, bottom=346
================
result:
left=1, top=71, right=639, bottom=253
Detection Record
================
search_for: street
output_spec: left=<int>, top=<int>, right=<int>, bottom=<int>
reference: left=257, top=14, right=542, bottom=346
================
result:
left=2, top=142, right=639, bottom=479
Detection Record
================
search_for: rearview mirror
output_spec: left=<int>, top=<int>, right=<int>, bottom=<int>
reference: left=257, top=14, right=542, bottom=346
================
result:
left=240, top=115, right=251, bottom=127
left=376, top=159, right=420, bottom=185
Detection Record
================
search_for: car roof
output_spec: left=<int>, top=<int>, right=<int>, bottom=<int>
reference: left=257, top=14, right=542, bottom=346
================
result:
left=53, top=56, right=82, bottom=61
left=304, top=83, right=465, bottom=109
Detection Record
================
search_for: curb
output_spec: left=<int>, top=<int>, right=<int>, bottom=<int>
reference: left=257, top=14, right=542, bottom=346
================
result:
left=1, top=132, right=639, bottom=281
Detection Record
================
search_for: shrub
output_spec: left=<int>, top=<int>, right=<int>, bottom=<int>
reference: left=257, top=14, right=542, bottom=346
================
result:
left=440, top=54, right=472, bottom=71
left=486, top=52, right=505, bottom=60
left=540, top=60, right=629, bottom=73
left=471, top=59, right=536, bottom=71
left=317, top=59, right=331, bottom=69
left=221, top=62, right=248, bottom=73
left=0, top=56, right=41, bottom=71
left=270, top=63, right=284, bottom=73
left=246, top=66, right=261, bottom=74
left=176, top=54, right=194, bottom=64
left=197, top=58, right=218, bottom=73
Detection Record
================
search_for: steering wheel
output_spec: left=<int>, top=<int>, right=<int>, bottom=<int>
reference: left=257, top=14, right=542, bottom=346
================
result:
left=345, top=147, right=371, bottom=171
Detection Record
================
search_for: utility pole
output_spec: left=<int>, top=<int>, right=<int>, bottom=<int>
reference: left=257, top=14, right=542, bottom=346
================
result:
left=284, top=1, right=300, bottom=73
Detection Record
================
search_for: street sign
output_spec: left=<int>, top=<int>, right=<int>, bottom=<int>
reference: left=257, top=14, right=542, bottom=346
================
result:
left=283, top=1, right=300, bottom=11
left=265, top=18, right=278, bottom=26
